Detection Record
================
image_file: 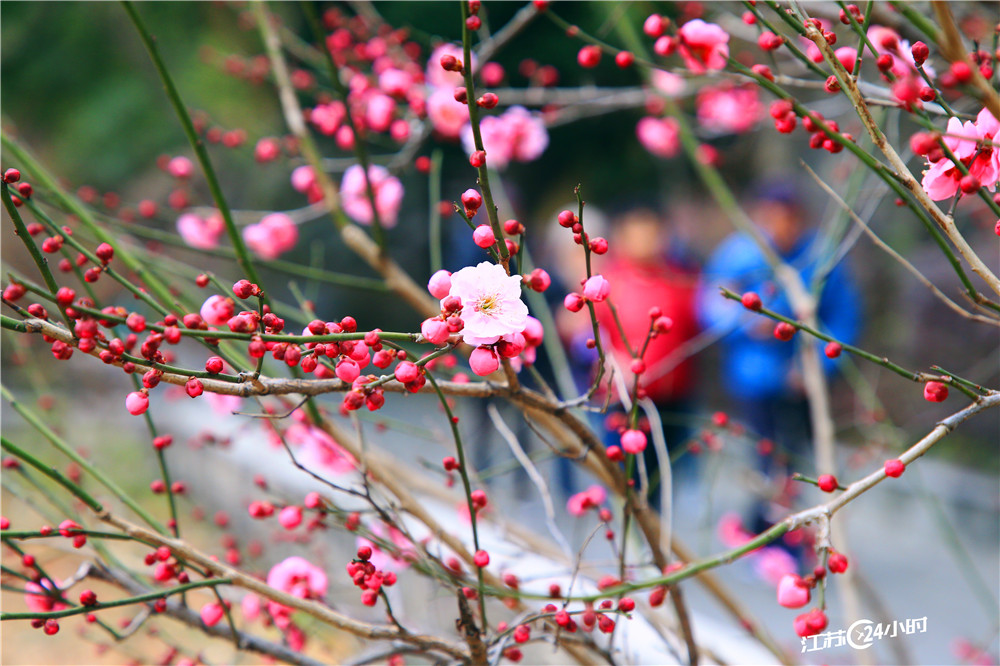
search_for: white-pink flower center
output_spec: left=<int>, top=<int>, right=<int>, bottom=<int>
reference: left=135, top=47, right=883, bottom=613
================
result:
left=475, top=293, right=501, bottom=315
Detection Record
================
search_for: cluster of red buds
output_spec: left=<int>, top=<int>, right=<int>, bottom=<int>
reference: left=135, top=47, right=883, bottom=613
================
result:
left=346, top=545, right=397, bottom=607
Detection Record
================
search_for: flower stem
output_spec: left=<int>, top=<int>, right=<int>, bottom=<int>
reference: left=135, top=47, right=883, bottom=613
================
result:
left=461, top=0, right=510, bottom=271
left=121, top=1, right=264, bottom=295
left=423, top=370, right=487, bottom=632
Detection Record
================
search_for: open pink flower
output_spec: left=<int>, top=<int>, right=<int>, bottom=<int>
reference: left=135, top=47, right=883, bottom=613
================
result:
left=266, top=556, right=328, bottom=629
left=461, top=106, right=549, bottom=170
left=177, top=212, right=225, bottom=250
left=427, top=87, right=469, bottom=140
left=677, top=19, right=729, bottom=73
left=448, top=261, right=529, bottom=346
left=696, top=84, right=762, bottom=134
left=340, top=165, right=404, bottom=227
left=636, top=117, right=680, bottom=158
left=243, top=213, right=299, bottom=260
left=922, top=108, right=1000, bottom=200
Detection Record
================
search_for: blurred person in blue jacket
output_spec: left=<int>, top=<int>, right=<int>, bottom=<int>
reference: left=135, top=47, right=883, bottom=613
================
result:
left=699, top=181, right=861, bottom=534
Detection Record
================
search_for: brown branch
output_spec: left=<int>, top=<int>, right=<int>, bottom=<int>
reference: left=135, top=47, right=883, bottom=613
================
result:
left=803, top=162, right=1000, bottom=326
left=456, top=591, right=488, bottom=665
left=931, top=2, right=1000, bottom=121
left=94, top=511, right=470, bottom=660
left=5, top=312, right=793, bottom=662
left=87, top=562, right=328, bottom=666
left=785, top=392, right=1000, bottom=530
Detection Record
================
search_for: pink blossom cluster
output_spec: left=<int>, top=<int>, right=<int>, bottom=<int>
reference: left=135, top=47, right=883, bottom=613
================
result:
left=920, top=107, right=999, bottom=201
left=460, top=106, right=549, bottom=170
left=243, top=213, right=299, bottom=260
left=421, top=262, right=540, bottom=376
left=695, top=83, right=763, bottom=135
left=340, top=164, right=404, bottom=227
left=234, top=556, right=327, bottom=651
left=177, top=211, right=225, bottom=250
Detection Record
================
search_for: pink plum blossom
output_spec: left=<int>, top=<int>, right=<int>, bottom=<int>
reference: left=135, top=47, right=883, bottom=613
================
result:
left=266, top=556, right=329, bottom=628
left=867, top=25, right=935, bottom=79
left=460, top=106, right=549, bottom=170
left=421, top=318, right=451, bottom=345
left=922, top=108, right=1000, bottom=200
left=200, top=295, right=235, bottom=326
left=696, top=84, right=763, bottom=134
left=427, top=87, right=470, bottom=140
left=636, top=117, right=680, bottom=158
left=340, top=165, right=404, bottom=227
left=241, top=593, right=261, bottom=622
left=448, top=261, right=529, bottom=346
left=125, top=391, right=149, bottom=416
left=278, top=505, right=303, bottom=530
left=206, top=391, right=243, bottom=415
left=378, top=67, right=414, bottom=97
left=243, top=213, right=299, bottom=261
left=677, top=19, right=730, bottom=73
left=522, top=316, right=544, bottom=348
left=177, top=212, right=225, bottom=250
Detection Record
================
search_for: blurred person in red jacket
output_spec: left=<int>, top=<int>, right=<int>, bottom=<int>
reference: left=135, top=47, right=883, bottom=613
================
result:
left=595, top=203, right=701, bottom=509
